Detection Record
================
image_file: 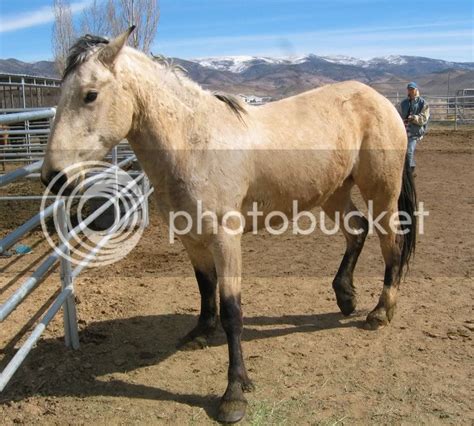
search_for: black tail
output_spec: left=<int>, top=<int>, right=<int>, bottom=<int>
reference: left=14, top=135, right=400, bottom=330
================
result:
left=398, top=157, right=417, bottom=277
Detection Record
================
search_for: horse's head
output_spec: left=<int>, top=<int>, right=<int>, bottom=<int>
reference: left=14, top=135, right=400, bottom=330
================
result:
left=41, top=27, right=136, bottom=193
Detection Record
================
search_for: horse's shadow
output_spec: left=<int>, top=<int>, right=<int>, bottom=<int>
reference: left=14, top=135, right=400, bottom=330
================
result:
left=0, top=311, right=365, bottom=419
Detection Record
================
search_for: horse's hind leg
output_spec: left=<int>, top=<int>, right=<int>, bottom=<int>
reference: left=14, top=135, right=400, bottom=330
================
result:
left=322, top=179, right=369, bottom=316
left=363, top=190, right=402, bottom=329
left=177, top=243, right=218, bottom=349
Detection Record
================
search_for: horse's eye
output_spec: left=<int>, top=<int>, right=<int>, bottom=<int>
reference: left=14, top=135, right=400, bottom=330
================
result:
left=84, top=91, right=98, bottom=103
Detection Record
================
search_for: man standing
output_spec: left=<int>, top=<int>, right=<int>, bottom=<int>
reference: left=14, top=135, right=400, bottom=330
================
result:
left=400, top=82, right=430, bottom=176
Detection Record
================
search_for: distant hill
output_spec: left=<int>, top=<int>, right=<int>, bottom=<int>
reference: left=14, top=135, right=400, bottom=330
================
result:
left=0, top=58, right=59, bottom=78
left=1, top=54, right=473, bottom=98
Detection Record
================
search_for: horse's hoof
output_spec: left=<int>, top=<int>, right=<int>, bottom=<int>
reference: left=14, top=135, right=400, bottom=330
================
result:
left=333, top=279, right=356, bottom=316
left=176, top=323, right=217, bottom=350
left=177, top=335, right=209, bottom=351
left=337, top=295, right=357, bottom=316
left=365, top=308, right=389, bottom=330
left=217, top=398, right=247, bottom=424
left=217, top=382, right=248, bottom=423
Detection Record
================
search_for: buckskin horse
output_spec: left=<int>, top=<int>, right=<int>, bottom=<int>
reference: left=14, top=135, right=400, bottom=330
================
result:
left=41, top=27, right=416, bottom=423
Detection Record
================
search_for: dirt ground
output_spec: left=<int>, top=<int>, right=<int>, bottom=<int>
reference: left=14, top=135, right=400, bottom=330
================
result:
left=0, top=130, right=473, bottom=425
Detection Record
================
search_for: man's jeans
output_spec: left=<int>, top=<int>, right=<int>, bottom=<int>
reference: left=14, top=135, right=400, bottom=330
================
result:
left=407, top=137, right=418, bottom=168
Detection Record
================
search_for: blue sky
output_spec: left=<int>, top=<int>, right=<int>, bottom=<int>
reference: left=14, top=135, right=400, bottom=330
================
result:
left=0, top=0, right=473, bottom=62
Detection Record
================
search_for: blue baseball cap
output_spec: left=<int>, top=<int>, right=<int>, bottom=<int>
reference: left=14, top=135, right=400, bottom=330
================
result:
left=407, top=82, right=418, bottom=89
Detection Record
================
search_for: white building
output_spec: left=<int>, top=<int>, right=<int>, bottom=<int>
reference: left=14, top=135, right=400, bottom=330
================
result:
left=238, top=94, right=272, bottom=105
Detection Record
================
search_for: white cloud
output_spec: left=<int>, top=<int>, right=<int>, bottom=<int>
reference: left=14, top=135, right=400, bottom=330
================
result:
left=0, top=1, right=91, bottom=33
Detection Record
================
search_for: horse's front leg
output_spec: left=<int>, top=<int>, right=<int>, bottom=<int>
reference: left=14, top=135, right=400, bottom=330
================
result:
left=213, top=229, right=253, bottom=423
left=177, top=245, right=219, bottom=349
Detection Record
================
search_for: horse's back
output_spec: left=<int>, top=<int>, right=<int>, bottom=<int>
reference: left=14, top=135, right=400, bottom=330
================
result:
left=256, top=81, right=397, bottom=139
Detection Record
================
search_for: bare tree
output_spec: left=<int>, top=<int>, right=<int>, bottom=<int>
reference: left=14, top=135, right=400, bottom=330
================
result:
left=52, top=0, right=76, bottom=74
left=52, top=0, right=160, bottom=74
left=106, top=0, right=160, bottom=53
left=80, top=0, right=111, bottom=36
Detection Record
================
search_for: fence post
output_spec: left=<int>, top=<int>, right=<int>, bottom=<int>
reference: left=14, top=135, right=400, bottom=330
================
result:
left=111, top=146, right=121, bottom=226
left=141, top=176, right=150, bottom=227
left=20, top=77, right=26, bottom=109
left=454, top=96, right=458, bottom=131
left=25, top=119, right=32, bottom=163
left=57, top=202, right=80, bottom=350
left=111, top=146, right=118, bottom=165
left=20, top=78, right=32, bottom=159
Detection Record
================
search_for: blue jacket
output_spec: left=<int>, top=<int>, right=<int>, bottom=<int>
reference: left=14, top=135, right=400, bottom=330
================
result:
left=400, top=96, right=430, bottom=138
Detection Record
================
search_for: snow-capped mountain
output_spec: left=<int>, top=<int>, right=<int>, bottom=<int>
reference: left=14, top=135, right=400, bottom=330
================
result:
left=366, top=55, right=408, bottom=66
left=320, top=55, right=366, bottom=67
left=194, top=55, right=309, bottom=73
left=195, top=56, right=291, bottom=73
left=192, top=54, right=473, bottom=75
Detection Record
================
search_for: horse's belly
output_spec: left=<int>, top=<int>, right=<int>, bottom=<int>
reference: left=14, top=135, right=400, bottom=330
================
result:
left=241, top=180, right=337, bottom=233
left=243, top=148, right=353, bottom=225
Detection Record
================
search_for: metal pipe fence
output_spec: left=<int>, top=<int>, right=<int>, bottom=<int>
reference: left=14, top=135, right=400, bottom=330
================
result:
left=0, top=150, right=152, bottom=392
left=0, top=106, right=132, bottom=167
left=386, top=95, right=474, bottom=128
left=0, top=108, right=56, bottom=167
left=0, top=74, right=61, bottom=109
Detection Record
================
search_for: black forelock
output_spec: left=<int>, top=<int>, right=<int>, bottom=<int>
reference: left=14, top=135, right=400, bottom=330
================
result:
left=63, top=34, right=110, bottom=80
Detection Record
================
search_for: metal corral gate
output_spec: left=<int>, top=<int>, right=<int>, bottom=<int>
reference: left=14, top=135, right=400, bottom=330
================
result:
left=0, top=108, right=56, bottom=169
left=0, top=108, right=134, bottom=170
left=0, top=109, right=153, bottom=392
left=0, top=73, right=61, bottom=109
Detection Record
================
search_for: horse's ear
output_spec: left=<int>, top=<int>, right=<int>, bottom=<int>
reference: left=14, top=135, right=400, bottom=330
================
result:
left=99, top=25, right=136, bottom=66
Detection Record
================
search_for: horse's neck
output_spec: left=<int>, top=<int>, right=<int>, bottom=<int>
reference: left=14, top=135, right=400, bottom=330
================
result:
left=122, top=51, right=208, bottom=186
left=127, top=56, right=203, bottom=142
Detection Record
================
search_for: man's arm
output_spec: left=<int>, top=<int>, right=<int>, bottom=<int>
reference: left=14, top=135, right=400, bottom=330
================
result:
left=409, top=102, right=430, bottom=126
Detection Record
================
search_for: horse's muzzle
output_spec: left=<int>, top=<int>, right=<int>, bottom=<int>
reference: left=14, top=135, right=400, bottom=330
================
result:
left=41, top=170, right=75, bottom=195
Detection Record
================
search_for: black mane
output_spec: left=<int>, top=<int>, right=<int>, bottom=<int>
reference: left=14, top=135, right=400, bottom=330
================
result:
left=63, top=34, right=109, bottom=80
left=213, top=92, right=247, bottom=121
